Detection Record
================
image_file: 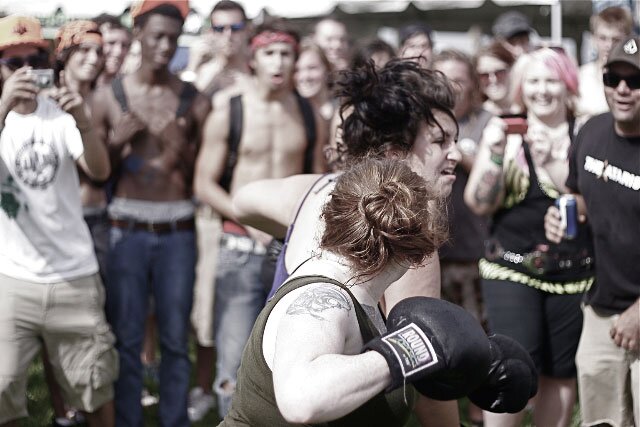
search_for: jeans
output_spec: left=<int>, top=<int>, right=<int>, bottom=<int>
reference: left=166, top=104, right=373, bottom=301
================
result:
left=105, top=226, right=195, bottom=427
left=213, top=235, right=268, bottom=418
left=84, top=211, right=109, bottom=284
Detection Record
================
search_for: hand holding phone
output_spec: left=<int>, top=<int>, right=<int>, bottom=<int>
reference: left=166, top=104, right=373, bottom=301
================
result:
left=500, top=114, right=528, bottom=135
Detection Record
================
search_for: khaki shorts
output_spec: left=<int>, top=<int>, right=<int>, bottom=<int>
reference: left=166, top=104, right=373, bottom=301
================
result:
left=190, top=207, right=222, bottom=347
left=0, top=272, right=118, bottom=424
left=576, top=304, right=640, bottom=427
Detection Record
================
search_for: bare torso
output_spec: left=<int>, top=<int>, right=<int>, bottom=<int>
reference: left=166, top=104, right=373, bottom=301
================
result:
left=100, top=74, right=207, bottom=201
left=229, top=90, right=309, bottom=195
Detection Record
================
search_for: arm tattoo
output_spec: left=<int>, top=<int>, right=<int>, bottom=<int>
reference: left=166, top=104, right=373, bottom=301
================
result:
left=474, top=169, right=503, bottom=205
left=286, top=287, right=352, bottom=321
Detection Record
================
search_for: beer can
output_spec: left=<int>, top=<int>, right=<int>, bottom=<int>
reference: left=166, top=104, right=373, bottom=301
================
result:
left=555, top=195, right=577, bottom=240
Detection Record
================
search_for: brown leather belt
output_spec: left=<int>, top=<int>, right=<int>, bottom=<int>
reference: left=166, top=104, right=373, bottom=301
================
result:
left=110, top=218, right=195, bottom=233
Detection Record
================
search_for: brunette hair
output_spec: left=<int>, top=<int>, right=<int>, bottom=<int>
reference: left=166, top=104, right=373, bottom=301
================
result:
left=350, top=38, right=396, bottom=70
left=321, top=158, right=447, bottom=279
left=333, top=59, right=456, bottom=166
left=590, top=6, right=633, bottom=35
left=249, top=18, right=300, bottom=58
left=433, top=49, right=483, bottom=111
left=211, top=0, right=247, bottom=21
left=474, top=41, right=516, bottom=68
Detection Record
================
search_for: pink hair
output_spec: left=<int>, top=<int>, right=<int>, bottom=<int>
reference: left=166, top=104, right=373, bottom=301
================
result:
left=511, top=47, right=579, bottom=112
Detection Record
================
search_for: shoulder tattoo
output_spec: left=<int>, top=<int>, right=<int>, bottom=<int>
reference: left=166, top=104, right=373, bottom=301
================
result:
left=286, top=286, right=352, bottom=321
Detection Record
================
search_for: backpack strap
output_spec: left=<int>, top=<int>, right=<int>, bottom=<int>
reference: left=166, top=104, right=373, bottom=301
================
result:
left=294, top=91, right=317, bottom=173
left=176, top=81, right=199, bottom=118
left=219, top=94, right=243, bottom=193
left=111, top=76, right=129, bottom=113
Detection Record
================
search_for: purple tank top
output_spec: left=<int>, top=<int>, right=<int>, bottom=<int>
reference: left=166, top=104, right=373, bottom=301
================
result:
left=266, top=175, right=333, bottom=300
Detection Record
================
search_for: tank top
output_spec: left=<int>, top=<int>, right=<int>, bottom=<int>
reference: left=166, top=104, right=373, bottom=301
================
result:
left=220, top=275, right=414, bottom=427
left=488, top=141, right=594, bottom=283
left=268, top=175, right=335, bottom=299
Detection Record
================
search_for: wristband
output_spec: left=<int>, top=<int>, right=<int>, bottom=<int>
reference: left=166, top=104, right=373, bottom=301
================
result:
left=489, top=151, right=504, bottom=166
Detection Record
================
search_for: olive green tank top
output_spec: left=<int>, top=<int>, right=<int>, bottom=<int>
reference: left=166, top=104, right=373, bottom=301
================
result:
left=218, top=275, right=415, bottom=427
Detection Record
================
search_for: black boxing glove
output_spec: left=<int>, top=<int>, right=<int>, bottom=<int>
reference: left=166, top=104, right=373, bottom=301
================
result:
left=363, top=297, right=492, bottom=399
left=468, top=334, right=538, bottom=413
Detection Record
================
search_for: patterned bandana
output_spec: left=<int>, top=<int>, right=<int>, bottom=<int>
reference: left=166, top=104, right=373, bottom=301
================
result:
left=250, top=31, right=298, bottom=53
left=55, top=20, right=102, bottom=55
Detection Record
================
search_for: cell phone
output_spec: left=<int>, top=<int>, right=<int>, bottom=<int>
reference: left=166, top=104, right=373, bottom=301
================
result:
left=27, top=69, right=54, bottom=89
left=500, top=113, right=528, bottom=135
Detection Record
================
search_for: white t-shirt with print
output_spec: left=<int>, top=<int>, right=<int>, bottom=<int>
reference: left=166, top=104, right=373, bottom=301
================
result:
left=0, top=96, right=98, bottom=283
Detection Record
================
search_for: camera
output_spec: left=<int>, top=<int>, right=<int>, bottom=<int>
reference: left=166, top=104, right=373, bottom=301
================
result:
left=27, top=69, right=54, bottom=89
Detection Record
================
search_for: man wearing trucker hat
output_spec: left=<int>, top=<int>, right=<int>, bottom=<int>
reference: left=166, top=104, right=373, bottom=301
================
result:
left=0, top=14, right=115, bottom=427
left=546, top=36, right=640, bottom=427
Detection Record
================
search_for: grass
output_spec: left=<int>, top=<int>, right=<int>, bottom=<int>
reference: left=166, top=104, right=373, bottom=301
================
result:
left=21, top=342, right=581, bottom=427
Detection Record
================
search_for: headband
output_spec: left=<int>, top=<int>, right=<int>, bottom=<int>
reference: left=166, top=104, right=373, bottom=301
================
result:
left=55, top=20, right=102, bottom=55
left=250, top=31, right=298, bottom=53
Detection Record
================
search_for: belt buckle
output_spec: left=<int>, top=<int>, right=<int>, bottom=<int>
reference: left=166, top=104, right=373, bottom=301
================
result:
left=522, top=250, right=548, bottom=275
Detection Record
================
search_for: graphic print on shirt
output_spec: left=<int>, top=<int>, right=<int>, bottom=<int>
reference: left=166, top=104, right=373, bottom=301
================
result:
left=583, top=155, right=640, bottom=191
left=14, top=137, right=59, bottom=189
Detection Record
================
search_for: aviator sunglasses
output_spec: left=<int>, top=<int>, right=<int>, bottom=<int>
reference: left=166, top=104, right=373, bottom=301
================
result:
left=212, top=22, right=246, bottom=33
left=0, top=52, right=49, bottom=70
left=603, top=71, right=640, bottom=90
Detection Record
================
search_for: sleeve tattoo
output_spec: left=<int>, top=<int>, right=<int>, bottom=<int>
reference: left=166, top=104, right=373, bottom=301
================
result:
left=474, top=169, right=503, bottom=205
left=286, top=287, right=352, bottom=321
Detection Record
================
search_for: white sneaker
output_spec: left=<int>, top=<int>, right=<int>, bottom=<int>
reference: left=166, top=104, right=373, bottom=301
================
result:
left=141, top=388, right=159, bottom=407
left=188, top=387, right=215, bottom=422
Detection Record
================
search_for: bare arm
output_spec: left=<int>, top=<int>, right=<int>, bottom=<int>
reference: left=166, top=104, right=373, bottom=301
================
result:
left=273, top=285, right=392, bottom=423
left=312, top=108, right=329, bottom=173
left=194, top=97, right=235, bottom=219
left=232, top=174, right=322, bottom=238
left=464, top=118, right=509, bottom=216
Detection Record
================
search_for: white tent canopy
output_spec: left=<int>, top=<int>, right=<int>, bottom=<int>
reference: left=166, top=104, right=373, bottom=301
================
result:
left=1, top=0, right=560, bottom=19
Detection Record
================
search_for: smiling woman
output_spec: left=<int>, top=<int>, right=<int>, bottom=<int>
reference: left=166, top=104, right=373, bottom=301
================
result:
left=464, top=47, right=595, bottom=427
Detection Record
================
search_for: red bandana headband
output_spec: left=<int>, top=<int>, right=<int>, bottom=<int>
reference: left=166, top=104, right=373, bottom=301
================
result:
left=250, top=31, right=298, bottom=53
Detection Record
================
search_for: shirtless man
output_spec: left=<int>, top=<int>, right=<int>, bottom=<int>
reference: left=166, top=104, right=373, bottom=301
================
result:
left=90, top=2, right=211, bottom=426
left=194, top=19, right=325, bottom=418
left=187, top=1, right=252, bottom=421
left=92, top=14, right=131, bottom=88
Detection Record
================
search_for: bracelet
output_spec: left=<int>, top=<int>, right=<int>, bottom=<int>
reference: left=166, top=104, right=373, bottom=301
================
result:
left=489, top=151, right=504, bottom=166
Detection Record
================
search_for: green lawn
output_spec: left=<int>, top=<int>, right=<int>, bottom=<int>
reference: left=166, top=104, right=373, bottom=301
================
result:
left=21, top=346, right=581, bottom=427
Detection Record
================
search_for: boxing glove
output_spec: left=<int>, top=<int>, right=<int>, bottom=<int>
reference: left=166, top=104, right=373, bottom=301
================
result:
left=363, top=297, right=492, bottom=399
left=468, top=334, right=538, bottom=413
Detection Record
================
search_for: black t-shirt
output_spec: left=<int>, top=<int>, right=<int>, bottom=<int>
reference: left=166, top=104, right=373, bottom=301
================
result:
left=566, top=113, right=640, bottom=314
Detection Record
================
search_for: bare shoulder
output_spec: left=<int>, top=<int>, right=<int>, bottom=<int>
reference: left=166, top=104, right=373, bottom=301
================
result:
left=212, top=85, right=242, bottom=110
left=284, top=282, right=353, bottom=322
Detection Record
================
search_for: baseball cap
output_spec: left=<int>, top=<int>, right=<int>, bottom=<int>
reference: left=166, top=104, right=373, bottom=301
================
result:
left=0, top=15, right=48, bottom=51
left=605, top=37, right=640, bottom=71
left=492, top=11, right=531, bottom=39
left=130, top=0, right=190, bottom=21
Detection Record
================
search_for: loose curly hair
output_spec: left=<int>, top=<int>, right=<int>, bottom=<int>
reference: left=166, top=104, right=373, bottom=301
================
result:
left=332, top=59, right=457, bottom=168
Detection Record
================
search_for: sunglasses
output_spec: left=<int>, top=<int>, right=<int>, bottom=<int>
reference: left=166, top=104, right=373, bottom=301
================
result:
left=479, top=69, right=508, bottom=81
left=212, top=22, right=246, bottom=33
left=0, top=52, right=49, bottom=70
left=603, top=71, right=640, bottom=90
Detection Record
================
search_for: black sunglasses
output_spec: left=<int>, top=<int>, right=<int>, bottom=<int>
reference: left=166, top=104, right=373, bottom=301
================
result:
left=603, top=71, right=640, bottom=90
left=212, top=22, right=246, bottom=33
left=0, top=52, right=49, bottom=70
